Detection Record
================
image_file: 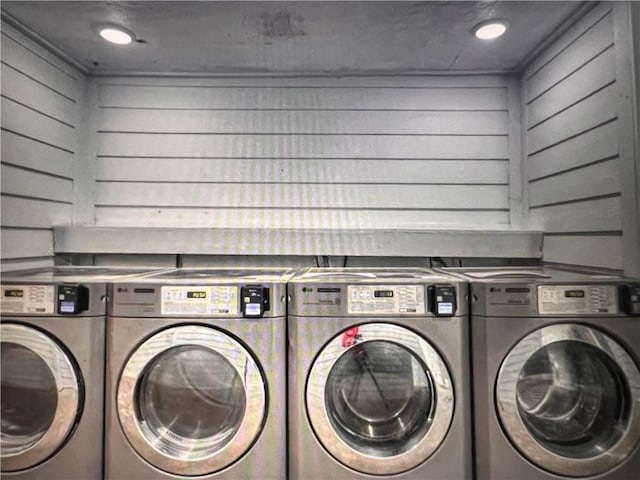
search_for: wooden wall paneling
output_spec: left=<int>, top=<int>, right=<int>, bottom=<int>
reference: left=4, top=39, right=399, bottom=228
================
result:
left=1, top=26, right=79, bottom=100
left=1, top=197, right=72, bottom=228
left=524, top=3, right=613, bottom=99
left=96, top=75, right=508, bottom=88
left=527, top=121, right=617, bottom=180
left=543, top=234, right=623, bottom=270
left=0, top=20, right=80, bottom=78
left=0, top=228, right=53, bottom=259
left=1, top=164, right=73, bottom=202
left=1, top=97, right=76, bottom=152
left=97, top=132, right=508, bottom=159
left=1, top=18, right=81, bottom=269
left=526, top=46, right=616, bottom=128
left=1, top=63, right=77, bottom=125
left=99, top=84, right=508, bottom=110
left=522, top=2, right=623, bottom=270
left=527, top=84, right=617, bottom=155
left=96, top=183, right=509, bottom=209
left=1, top=130, right=74, bottom=178
left=93, top=75, right=511, bottom=233
left=96, top=158, right=509, bottom=183
left=98, top=109, right=508, bottom=135
left=528, top=196, right=622, bottom=233
left=528, top=158, right=620, bottom=207
left=0, top=257, right=54, bottom=272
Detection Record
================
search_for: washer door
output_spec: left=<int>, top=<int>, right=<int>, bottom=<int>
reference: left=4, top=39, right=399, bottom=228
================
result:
left=496, top=323, right=640, bottom=477
left=117, top=325, right=266, bottom=476
left=306, top=323, right=454, bottom=475
left=0, top=323, right=81, bottom=472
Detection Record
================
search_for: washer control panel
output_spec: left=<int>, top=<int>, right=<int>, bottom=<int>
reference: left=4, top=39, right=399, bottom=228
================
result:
left=537, top=285, right=618, bottom=315
left=0, top=285, right=55, bottom=314
left=347, top=285, right=425, bottom=314
left=161, top=286, right=238, bottom=315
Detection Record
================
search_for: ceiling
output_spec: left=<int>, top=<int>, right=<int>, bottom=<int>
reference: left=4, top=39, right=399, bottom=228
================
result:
left=1, top=1, right=587, bottom=75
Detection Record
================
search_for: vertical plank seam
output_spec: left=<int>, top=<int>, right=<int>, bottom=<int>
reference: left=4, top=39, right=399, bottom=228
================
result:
left=507, top=76, right=523, bottom=230
left=613, top=3, right=640, bottom=275
left=72, top=77, right=99, bottom=226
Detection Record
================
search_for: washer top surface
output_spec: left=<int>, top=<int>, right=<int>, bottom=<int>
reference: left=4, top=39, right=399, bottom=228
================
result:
left=436, top=266, right=625, bottom=283
left=291, top=267, right=456, bottom=284
left=1, top=266, right=172, bottom=283
left=142, top=267, right=296, bottom=284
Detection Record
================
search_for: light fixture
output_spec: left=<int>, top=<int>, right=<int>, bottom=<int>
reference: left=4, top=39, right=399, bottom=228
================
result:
left=98, top=25, right=134, bottom=45
left=473, top=20, right=508, bottom=40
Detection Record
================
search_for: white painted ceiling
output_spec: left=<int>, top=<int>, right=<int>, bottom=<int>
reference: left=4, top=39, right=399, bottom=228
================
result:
left=1, top=1, right=586, bottom=74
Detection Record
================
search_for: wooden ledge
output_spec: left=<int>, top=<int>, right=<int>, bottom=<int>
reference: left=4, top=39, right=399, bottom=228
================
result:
left=53, top=227, right=543, bottom=258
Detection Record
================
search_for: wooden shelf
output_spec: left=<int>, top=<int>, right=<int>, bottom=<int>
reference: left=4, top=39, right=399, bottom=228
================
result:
left=53, top=227, right=543, bottom=258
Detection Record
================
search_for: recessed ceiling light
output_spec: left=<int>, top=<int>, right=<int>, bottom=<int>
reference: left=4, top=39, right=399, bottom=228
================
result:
left=473, top=20, right=508, bottom=40
left=99, top=26, right=134, bottom=45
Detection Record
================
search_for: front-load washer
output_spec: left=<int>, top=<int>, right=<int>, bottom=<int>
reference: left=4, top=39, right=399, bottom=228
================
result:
left=439, top=267, right=640, bottom=479
left=104, top=268, right=293, bottom=480
left=288, top=268, right=471, bottom=479
left=0, top=266, right=168, bottom=479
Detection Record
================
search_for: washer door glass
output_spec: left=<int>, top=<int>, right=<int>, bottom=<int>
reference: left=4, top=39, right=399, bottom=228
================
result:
left=306, top=323, right=454, bottom=476
left=0, top=323, right=80, bottom=472
left=117, top=325, right=266, bottom=476
left=137, top=345, right=246, bottom=450
left=496, top=324, right=640, bottom=477
left=517, top=341, right=625, bottom=457
left=1, top=343, right=58, bottom=453
left=325, top=341, right=434, bottom=456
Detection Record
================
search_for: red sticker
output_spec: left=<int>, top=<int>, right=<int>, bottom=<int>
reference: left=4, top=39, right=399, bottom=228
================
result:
left=341, top=326, right=360, bottom=347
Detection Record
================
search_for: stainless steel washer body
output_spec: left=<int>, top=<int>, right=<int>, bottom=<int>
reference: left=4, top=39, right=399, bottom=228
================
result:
left=288, top=268, right=471, bottom=479
left=439, top=267, right=640, bottom=480
left=104, top=269, right=292, bottom=480
left=0, top=267, right=171, bottom=480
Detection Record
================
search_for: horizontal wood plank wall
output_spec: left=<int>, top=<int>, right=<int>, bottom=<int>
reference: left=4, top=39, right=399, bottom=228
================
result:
left=94, top=75, right=511, bottom=230
left=0, top=20, right=81, bottom=270
left=523, top=3, right=623, bottom=270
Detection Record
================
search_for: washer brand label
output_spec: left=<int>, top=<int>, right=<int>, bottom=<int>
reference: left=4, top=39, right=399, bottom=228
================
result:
left=538, top=285, right=618, bottom=315
left=488, top=286, right=532, bottom=306
left=0, top=285, right=55, bottom=314
left=161, top=286, right=238, bottom=315
left=347, top=285, right=425, bottom=314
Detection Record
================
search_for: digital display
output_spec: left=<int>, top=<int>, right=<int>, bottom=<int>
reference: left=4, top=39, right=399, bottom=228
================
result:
left=134, top=288, right=156, bottom=294
left=565, top=290, right=585, bottom=298
left=374, top=290, right=394, bottom=298
left=4, top=289, right=24, bottom=298
left=187, top=291, right=207, bottom=299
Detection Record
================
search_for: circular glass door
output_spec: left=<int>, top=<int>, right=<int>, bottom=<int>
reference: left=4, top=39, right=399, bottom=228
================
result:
left=306, top=323, right=454, bottom=475
left=0, top=323, right=81, bottom=472
left=117, top=325, right=266, bottom=476
left=496, top=324, right=640, bottom=477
